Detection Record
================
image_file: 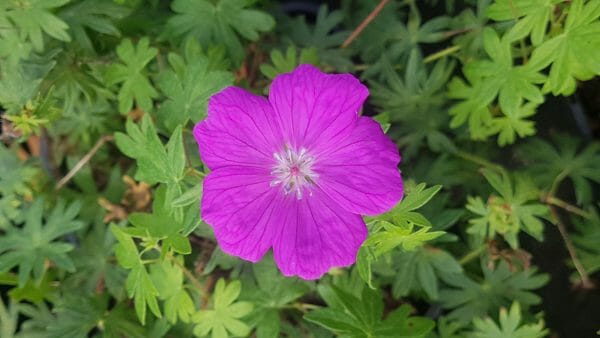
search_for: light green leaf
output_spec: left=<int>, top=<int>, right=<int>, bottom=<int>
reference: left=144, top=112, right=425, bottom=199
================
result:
left=105, top=37, right=158, bottom=113
left=528, top=0, right=600, bottom=95
left=192, top=278, right=253, bottom=337
left=4, top=0, right=71, bottom=51
left=114, top=116, right=185, bottom=185
left=470, top=302, right=548, bottom=338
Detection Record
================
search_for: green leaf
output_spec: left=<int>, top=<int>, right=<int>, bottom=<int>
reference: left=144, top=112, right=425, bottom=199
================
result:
left=114, top=116, right=186, bottom=185
left=282, top=5, right=351, bottom=69
left=487, top=0, right=561, bottom=45
left=439, top=261, right=549, bottom=322
left=127, top=264, right=162, bottom=325
left=529, top=0, right=600, bottom=95
left=157, top=49, right=233, bottom=131
left=125, top=185, right=190, bottom=254
left=0, top=199, right=83, bottom=287
left=165, top=0, right=275, bottom=64
left=305, top=286, right=434, bottom=338
left=59, top=0, right=130, bottom=52
left=192, top=278, right=254, bottom=337
left=47, top=294, right=108, bottom=338
left=466, top=169, right=548, bottom=248
left=150, top=258, right=195, bottom=323
left=448, top=28, right=545, bottom=144
left=260, top=46, right=319, bottom=80
left=105, top=37, right=158, bottom=113
left=0, top=30, right=32, bottom=65
left=67, top=223, right=127, bottom=299
left=0, top=61, right=55, bottom=115
left=364, top=222, right=445, bottom=256
left=470, top=302, right=548, bottom=338
left=4, top=0, right=71, bottom=51
left=391, top=247, right=462, bottom=300
left=0, top=144, right=37, bottom=199
left=571, top=209, right=600, bottom=277
left=242, top=256, right=310, bottom=338
left=517, top=136, right=600, bottom=205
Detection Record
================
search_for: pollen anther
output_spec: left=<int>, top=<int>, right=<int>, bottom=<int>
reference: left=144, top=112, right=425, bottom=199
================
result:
left=271, top=146, right=318, bottom=199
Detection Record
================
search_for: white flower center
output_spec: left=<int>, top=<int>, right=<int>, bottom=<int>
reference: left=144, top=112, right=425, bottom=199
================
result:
left=270, top=146, right=318, bottom=199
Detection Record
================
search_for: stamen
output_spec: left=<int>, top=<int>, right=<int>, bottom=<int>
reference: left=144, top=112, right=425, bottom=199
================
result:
left=270, top=146, right=318, bottom=199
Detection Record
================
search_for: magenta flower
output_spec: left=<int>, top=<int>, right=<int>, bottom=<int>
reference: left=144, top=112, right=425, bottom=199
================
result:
left=194, top=65, right=403, bottom=279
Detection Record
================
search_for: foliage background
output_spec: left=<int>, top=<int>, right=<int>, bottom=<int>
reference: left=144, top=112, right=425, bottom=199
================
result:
left=0, top=0, right=599, bottom=337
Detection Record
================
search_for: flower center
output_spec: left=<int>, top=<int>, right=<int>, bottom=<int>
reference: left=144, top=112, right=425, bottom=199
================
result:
left=270, top=146, right=318, bottom=199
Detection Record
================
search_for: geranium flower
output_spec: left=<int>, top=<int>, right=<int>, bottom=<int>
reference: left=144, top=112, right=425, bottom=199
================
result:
left=194, top=65, right=403, bottom=279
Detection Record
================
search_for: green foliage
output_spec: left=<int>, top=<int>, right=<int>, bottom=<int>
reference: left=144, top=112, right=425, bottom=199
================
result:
left=105, top=37, right=158, bottom=113
left=259, top=46, right=319, bottom=80
left=0, top=199, right=83, bottom=287
left=112, top=224, right=161, bottom=325
left=469, top=302, right=548, bottom=338
left=0, top=0, right=598, bottom=336
left=487, top=0, right=561, bottom=46
left=165, top=0, right=275, bottom=64
left=59, top=0, right=130, bottom=52
left=242, top=257, right=310, bottom=338
left=518, top=136, right=600, bottom=204
left=571, top=210, right=600, bottom=277
left=357, top=183, right=445, bottom=287
left=114, top=115, right=185, bottom=186
left=150, top=259, right=195, bottom=324
left=448, top=28, right=544, bottom=145
left=305, top=285, right=434, bottom=337
left=192, top=278, right=254, bottom=338
left=2, top=0, right=71, bottom=51
left=391, top=247, right=463, bottom=300
left=528, top=0, right=600, bottom=95
left=157, top=43, right=233, bottom=131
left=439, top=261, right=549, bottom=322
left=466, top=169, right=548, bottom=248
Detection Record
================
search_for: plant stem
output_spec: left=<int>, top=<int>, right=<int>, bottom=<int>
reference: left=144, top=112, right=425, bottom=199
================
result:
left=424, top=45, right=461, bottom=63
left=169, top=254, right=205, bottom=297
left=55, top=135, right=114, bottom=190
left=549, top=169, right=569, bottom=197
left=459, top=244, right=487, bottom=265
left=548, top=205, right=594, bottom=289
left=452, top=149, right=505, bottom=172
left=342, top=0, right=391, bottom=48
left=543, top=195, right=592, bottom=219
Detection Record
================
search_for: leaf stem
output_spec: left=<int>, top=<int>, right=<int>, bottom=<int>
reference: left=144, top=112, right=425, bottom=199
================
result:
left=452, top=149, right=505, bottom=172
left=424, top=45, right=461, bottom=63
left=549, top=169, right=569, bottom=197
left=342, top=0, right=391, bottom=48
left=542, top=195, right=592, bottom=219
left=168, top=254, right=205, bottom=297
left=55, top=135, right=114, bottom=190
left=547, top=204, right=594, bottom=289
left=459, top=243, right=487, bottom=265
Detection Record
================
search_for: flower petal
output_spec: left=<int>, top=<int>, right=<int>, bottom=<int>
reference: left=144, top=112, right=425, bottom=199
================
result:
left=314, top=117, right=403, bottom=216
left=201, top=166, right=284, bottom=262
left=194, top=87, right=282, bottom=170
left=268, top=64, right=369, bottom=151
left=272, top=190, right=367, bottom=280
